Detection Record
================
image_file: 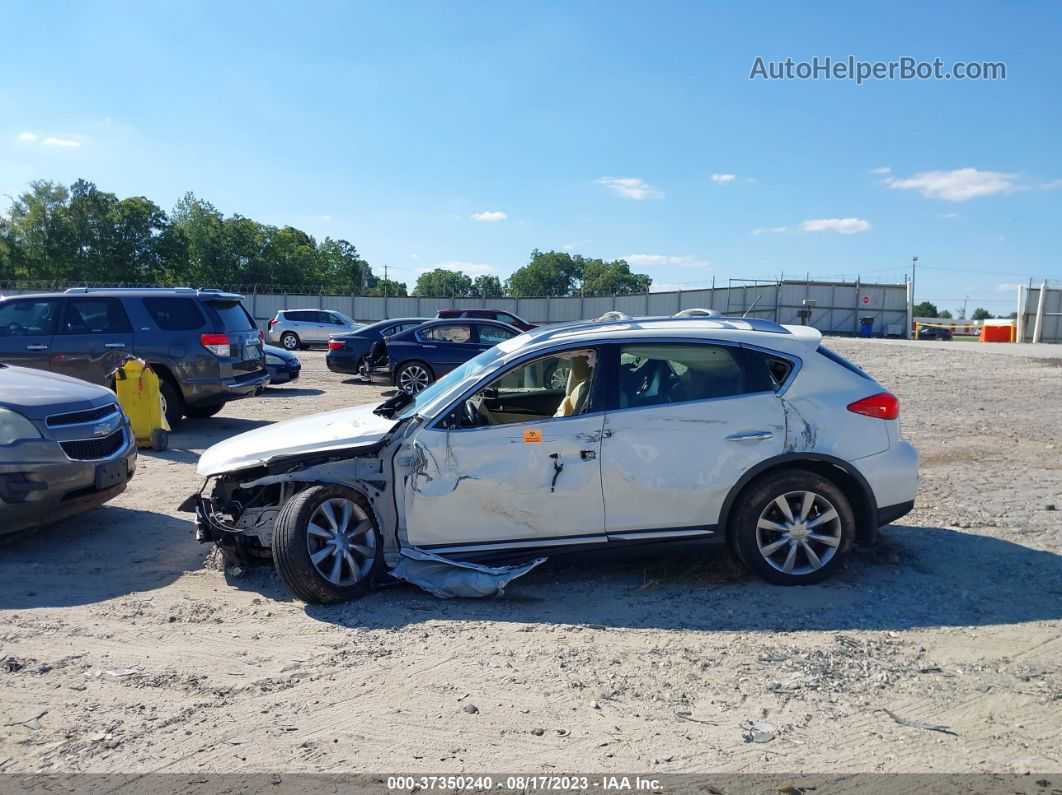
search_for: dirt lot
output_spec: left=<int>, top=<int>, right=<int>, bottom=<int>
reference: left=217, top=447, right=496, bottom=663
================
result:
left=1, top=339, right=1060, bottom=775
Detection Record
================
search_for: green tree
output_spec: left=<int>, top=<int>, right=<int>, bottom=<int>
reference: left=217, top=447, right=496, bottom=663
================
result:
left=580, top=258, right=651, bottom=296
left=472, top=274, right=504, bottom=297
left=2, top=180, right=76, bottom=281
left=912, top=301, right=939, bottom=317
left=414, top=268, right=474, bottom=297
left=938, top=309, right=953, bottom=319
left=366, top=277, right=408, bottom=297
left=506, top=249, right=584, bottom=296
left=317, top=238, right=371, bottom=293
left=971, top=307, right=994, bottom=320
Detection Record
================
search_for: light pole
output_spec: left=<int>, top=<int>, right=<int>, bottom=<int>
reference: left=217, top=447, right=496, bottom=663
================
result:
left=911, top=256, right=918, bottom=305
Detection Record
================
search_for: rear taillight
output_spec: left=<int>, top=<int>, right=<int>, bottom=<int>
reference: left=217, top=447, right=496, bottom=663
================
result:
left=201, top=333, right=230, bottom=357
left=328, top=340, right=345, bottom=350
left=269, top=318, right=276, bottom=329
left=847, top=392, right=899, bottom=420
left=259, top=329, right=265, bottom=342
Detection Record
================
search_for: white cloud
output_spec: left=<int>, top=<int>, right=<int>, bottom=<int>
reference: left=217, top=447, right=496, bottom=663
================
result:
left=623, top=254, right=710, bottom=268
left=595, top=176, right=663, bottom=200
left=16, top=132, right=37, bottom=142
left=752, top=226, right=788, bottom=235
left=41, top=136, right=81, bottom=148
left=562, top=243, right=574, bottom=251
left=939, top=212, right=959, bottom=219
left=423, top=261, right=497, bottom=277
left=710, top=173, right=737, bottom=183
left=885, top=168, right=1017, bottom=201
left=471, top=210, right=507, bottom=222
left=869, top=166, right=891, bottom=175
left=801, top=217, right=872, bottom=234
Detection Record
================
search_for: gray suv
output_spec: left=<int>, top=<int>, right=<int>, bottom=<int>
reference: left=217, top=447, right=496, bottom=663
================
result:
left=0, top=288, right=269, bottom=428
left=267, top=309, right=362, bottom=350
left=0, top=363, right=137, bottom=536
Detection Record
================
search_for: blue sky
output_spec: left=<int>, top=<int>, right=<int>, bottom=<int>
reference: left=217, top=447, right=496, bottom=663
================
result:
left=2, top=0, right=1060, bottom=313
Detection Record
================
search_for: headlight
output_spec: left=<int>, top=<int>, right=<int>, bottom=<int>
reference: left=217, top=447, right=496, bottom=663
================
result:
left=266, top=355, right=284, bottom=365
left=0, top=408, right=42, bottom=445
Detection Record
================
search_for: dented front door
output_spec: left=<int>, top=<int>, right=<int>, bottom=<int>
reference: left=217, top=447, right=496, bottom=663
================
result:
left=401, top=415, right=606, bottom=552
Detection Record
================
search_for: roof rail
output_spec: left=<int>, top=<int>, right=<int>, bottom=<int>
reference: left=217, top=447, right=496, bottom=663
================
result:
left=64, top=286, right=197, bottom=294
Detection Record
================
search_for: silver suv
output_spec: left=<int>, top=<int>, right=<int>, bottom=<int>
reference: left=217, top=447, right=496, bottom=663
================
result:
left=267, top=309, right=362, bottom=350
left=0, top=363, right=137, bottom=536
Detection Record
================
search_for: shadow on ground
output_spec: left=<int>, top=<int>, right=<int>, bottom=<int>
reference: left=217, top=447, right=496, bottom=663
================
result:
left=0, top=506, right=205, bottom=609
left=299, top=524, right=1062, bottom=633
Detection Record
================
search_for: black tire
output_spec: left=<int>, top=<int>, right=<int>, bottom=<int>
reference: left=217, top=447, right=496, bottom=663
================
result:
left=395, top=361, right=434, bottom=394
left=158, top=378, right=184, bottom=429
left=272, top=485, right=383, bottom=604
left=185, top=403, right=224, bottom=419
left=280, top=331, right=300, bottom=351
left=731, top=469, right=854, bottom=586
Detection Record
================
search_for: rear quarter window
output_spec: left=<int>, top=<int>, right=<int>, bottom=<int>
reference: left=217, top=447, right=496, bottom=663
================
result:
left=817, top=345, right=873, bottom=380
left=142, top=298, right=205, bottom=331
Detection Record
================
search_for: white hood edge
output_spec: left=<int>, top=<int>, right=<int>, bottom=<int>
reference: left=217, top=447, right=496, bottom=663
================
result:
left=197, top=403, right=398, bottom=477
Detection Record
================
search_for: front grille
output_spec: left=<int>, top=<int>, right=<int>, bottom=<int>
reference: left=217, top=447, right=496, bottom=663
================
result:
left=60, top=429, right=125, bottom=461
left=47, top=403, right=119, bottom=428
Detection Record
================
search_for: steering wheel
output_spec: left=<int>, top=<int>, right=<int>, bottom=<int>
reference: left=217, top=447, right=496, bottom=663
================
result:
left=465, top=395, right=498, bottom=427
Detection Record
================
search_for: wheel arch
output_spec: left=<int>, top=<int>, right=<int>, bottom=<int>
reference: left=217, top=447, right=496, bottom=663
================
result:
left=719, top=453, right=879, bottom=547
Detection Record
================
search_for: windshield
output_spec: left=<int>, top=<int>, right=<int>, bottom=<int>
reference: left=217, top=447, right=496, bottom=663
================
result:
left=332, top=311, right=357, bottom=326
left=392, top=344, right=510, bottom=420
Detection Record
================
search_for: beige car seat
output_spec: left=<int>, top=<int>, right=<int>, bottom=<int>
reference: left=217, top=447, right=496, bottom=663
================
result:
left=554, top=356, right=593, bottom=417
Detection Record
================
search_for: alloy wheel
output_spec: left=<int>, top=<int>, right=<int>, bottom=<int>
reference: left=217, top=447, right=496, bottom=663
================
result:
left=398, top=364, right=430, bottom=393
left=755, top=490, right=842, bottom=575
left=282, top=334, right=298, bottom=350
left=305, top=497, right=376, bottom=586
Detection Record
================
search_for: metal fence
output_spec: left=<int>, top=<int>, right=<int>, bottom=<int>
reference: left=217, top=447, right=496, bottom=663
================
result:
left=1018, top=281, right=1062, bottom=343
left=0, top=279, right=913, bottom=336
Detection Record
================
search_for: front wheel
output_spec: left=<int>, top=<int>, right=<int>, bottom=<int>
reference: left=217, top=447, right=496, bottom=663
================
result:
left=280, top=331, right=300, bottom=351
left=272, top=485, right=383, bottom=603
left=396, top=361, right=434, bottom=394
left=731, top=470, right=854, bottom=585
left=158, top=379, right=184, bottom=429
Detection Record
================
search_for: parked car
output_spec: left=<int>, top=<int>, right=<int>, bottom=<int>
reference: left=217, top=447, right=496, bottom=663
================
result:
left=268, top=309, right=363, bottom=350
left=918, top=325, right=953, bottom=341
left=190, top=315, right=918, bottom=603
left=264, top=345, right=301, bottom=384
left=325, top=317, right=429, bottom=376
left=364, top=318, right=522, bottom=393
left=436, top=308, right=537, bottom=331
left=0, top=363, right=137, bottom=536
left=0, top=288, right=268, bottom=428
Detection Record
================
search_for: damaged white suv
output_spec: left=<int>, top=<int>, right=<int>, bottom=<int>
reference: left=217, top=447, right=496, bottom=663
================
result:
left=186, top=316, right=918, bottom=603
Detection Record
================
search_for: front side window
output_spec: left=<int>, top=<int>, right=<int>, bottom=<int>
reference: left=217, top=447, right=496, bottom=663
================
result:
left=456, top=349, right=598, bottom=428
left=62, top=298, right=131, bottom=334
left=421, top=324, right=472, bottom=343
left=478, top=325, right=517, bottom=345
left=617, top=344, right=748, bottom=408
left=0, top=299, right=60, bottom=337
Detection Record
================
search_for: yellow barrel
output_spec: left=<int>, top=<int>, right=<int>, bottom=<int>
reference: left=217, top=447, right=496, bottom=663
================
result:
left=114, top=358, right=170, bottom=451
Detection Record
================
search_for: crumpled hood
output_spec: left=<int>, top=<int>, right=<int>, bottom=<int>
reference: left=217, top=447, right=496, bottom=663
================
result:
left=197, top=403, right=397, bottom=476
left=0, top=365, right=116, bottom=420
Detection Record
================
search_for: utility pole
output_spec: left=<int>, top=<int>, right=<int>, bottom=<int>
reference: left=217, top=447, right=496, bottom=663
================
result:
left=962, top=295, right=969, bottom=319
left=383, top=265, right=389, bottom=297
left=911, top=256, right=918, bottom=305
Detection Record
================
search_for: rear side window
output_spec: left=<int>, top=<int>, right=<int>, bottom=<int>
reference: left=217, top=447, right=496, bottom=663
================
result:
left=478, top=324, right=517, bottom=345
left=210, top=301, right=255, bottom=332
left=143, top=298, right=205, bottom=331
left=818, top=345, right=873, bottom=380
left=617, top=344, right=749, bottom=408
left=420, top=324, right=472, bottom=343
left=62, top=298, right=132, bottom=334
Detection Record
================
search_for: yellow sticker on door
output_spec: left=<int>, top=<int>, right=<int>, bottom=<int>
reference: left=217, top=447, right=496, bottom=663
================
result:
left=523, top=428, right=543, bottom=443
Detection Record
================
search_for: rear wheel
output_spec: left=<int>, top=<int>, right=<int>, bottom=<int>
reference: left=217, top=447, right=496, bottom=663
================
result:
left=158, top=379, right=184, bottom=429
left=185, top=403, right=224, bottom=419
left=280, top=331, right=300, bottom=351
left=396, top=361, right=434, bottom=394
left=731, top=470, right=854, bottom=585
left=272, top=485, right=383, bottom=603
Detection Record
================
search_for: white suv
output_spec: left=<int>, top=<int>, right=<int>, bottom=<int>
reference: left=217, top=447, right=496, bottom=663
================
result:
left=267, top=309, right=362, bottom=349
left=190, top=316, right=918, bottom=602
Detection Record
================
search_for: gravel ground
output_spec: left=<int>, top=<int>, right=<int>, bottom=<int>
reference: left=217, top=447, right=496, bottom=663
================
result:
left=1, top=339, right=1060, bottom=775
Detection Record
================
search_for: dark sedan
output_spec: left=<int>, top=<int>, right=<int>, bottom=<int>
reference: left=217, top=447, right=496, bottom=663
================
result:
left=436, top=308, right=537, bottom=331
left=326, top=317, right=429, bottom=375
left=372, top=318, right=522, bottom=393
left=264, top=345, right=301, bottom=384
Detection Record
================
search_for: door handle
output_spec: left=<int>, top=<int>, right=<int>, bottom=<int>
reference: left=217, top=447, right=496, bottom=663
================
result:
left=25, top=344, right=48, bottom=351
left=580, top=449, right=596, bottom=460
left=726, top=431, right=774, bottom=441
left=105, top=342, right=126, bottom=349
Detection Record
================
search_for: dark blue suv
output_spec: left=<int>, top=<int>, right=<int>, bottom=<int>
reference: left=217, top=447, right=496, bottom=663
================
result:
left=0, top=288, right=269, bottom=427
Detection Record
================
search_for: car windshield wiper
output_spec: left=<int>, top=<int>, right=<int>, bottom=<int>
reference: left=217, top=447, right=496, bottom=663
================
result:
left=374, top=390, right=413, bottom=418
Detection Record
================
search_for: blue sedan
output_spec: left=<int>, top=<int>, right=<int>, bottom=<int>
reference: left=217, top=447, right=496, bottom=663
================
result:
left=264, top=345, right=301, bottom=384
left=369, top=318, right=522, bottom=393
